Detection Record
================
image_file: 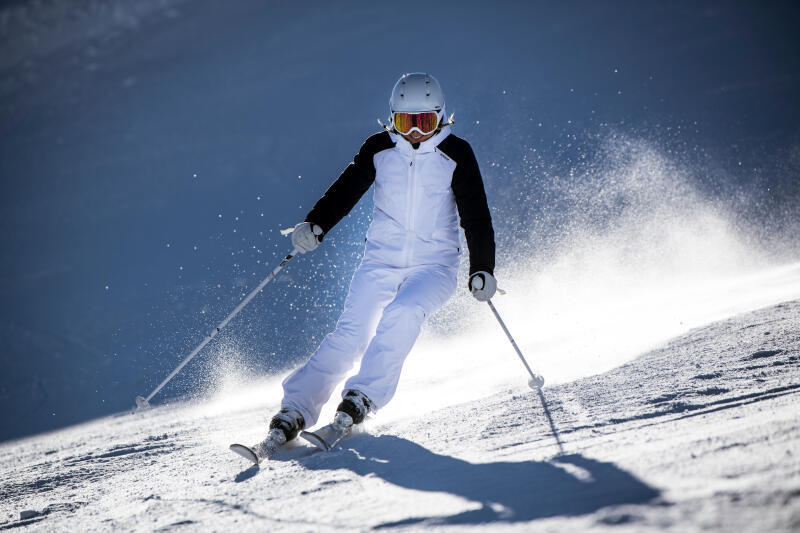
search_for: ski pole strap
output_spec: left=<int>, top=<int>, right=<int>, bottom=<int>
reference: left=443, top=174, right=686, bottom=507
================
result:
left=139, top=248, right=299, bottom=406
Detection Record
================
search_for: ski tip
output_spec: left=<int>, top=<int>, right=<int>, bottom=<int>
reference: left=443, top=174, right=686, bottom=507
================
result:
left=230, top=443, right=260, bottom=465
left=300, top=430, right=331, bottom=451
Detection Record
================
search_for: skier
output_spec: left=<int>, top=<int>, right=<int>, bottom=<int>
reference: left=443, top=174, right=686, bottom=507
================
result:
left=268, top=72, right=497, bottom=447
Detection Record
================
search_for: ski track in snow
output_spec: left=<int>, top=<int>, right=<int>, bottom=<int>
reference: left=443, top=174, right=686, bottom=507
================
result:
left=1, top=298, right=798, bottom=531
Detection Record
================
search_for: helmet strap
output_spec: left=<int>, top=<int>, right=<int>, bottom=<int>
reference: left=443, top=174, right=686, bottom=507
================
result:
left=377, top=118, right=393, bottom=132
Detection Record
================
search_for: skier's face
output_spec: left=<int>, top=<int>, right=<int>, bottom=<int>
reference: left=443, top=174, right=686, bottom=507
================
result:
left=402, top=129, right=436, bottom=144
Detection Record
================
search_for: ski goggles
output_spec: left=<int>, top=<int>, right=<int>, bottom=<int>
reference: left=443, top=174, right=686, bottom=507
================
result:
left=392, top=111, right=440, bottom=135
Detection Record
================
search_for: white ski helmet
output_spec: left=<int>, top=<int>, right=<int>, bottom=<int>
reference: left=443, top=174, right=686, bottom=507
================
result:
left=390, top=72, right=445, bottom=119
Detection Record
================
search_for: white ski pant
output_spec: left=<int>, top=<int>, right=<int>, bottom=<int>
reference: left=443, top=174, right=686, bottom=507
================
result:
left=281, top=260, right=457, bottom=427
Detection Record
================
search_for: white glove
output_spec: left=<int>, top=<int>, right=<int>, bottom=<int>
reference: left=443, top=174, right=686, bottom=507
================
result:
left=291, top=222, right=323, bottom=253
left=468, top=271, right=497, bottom=302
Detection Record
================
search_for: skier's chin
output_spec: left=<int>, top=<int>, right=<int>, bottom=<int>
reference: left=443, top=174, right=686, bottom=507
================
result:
left=403, top=132, right=433, bottom=143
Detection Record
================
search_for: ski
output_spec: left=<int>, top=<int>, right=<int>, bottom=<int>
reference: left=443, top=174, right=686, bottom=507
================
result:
left=232, top=412, right=356, bottom=462
left=229, top=443, right=260, bottom=464
left=229, top=435, right=283, bottom=465
left=300, top=423, right=351, bottom=451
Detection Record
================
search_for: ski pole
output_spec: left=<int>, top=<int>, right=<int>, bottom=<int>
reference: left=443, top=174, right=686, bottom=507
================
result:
left=135, top=248, right=300, bottom=410
left=487, top=298, right=565, bottom=455
left=486, top=299, right=545, bottom=390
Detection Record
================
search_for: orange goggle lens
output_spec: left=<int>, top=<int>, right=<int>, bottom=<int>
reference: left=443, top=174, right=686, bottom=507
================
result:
left=392, top=111, right=439, bottom=135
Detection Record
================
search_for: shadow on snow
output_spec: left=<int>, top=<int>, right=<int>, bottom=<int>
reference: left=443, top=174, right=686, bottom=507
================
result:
left=300, top=434, right=661, bottom=527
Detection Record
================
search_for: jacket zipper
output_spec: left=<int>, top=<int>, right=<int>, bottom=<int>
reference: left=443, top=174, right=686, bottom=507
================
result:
left=405, top=149, right=417, bottom=267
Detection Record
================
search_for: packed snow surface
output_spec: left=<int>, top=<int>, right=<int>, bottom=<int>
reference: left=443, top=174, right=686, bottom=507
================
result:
left=1, top=294, right=799, bottom=531
left=2, top=0, right=799, bottom=443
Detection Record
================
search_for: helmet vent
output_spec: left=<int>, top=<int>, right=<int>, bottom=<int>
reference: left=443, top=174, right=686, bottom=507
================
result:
left=390, top=72, right=444, bottom=114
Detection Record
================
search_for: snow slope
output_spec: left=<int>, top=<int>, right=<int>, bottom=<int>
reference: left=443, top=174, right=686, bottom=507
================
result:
left=1, top=296, right=798, bottom=531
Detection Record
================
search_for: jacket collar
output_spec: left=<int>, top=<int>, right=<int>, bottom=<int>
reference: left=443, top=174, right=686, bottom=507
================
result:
left=389, top=125, right=452, bottom=155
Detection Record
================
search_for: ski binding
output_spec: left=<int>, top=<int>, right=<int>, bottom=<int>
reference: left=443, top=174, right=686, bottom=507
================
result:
left=230, top=429, right=286, bottom=465
left=300, top=412, right=353, bottom=451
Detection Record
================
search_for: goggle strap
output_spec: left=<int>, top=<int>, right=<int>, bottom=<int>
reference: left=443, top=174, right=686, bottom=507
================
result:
left=377, top=118, right=392, bottom=132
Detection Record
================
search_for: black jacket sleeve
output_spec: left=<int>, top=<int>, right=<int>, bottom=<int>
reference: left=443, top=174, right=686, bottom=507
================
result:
left=304, top=131, right=395, bottom=237
left=439, top=135, right=496, bottom=276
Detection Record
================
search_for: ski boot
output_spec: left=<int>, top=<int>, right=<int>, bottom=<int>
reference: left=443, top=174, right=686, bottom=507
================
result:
left=268, top=407, right=306, bottom=444
left=230, top=408, right=305, bottom=464
left=301, top=390, right=373, bottom=451
left=336, top=389, right=372, bottom=425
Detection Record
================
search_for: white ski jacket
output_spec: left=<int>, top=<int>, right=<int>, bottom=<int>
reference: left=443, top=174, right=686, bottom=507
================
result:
left=305, top=125, right=495, bottom=276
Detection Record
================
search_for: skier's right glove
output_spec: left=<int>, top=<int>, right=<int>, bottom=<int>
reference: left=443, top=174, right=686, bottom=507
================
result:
left=468, top=271, right=497, bottom=302
left=291, top=222, right=323, bottom=253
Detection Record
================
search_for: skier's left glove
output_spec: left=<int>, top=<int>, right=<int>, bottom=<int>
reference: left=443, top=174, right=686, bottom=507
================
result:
left=468, top=271, right=497, bottom=302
